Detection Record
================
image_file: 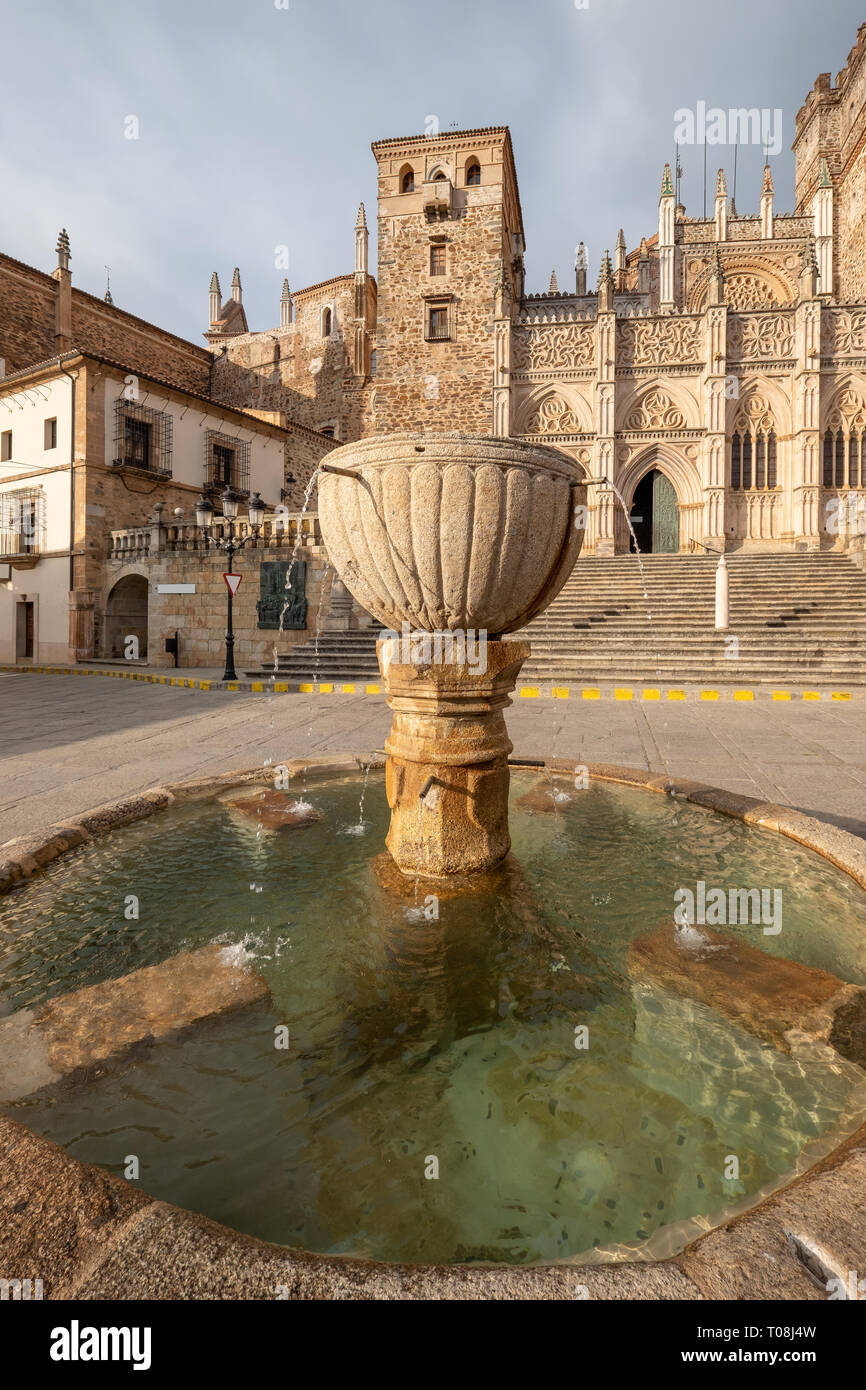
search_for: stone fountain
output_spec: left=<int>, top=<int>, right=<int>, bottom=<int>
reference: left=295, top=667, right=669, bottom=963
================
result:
left=318, top=433, right=586, bottom=877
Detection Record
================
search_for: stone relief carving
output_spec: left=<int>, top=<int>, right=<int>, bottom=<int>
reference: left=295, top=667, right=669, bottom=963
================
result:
left=824, top=310, right=866, bottom=357
left=624, top=388, right=687, bottom=431
left=727, top=312, right=795, bottom=360
left=733, top=394, right=776, bottom=435
left=723, top=274, right=781, bottom=311
left=512, top=323, right=595, bottom=371
left=827, top=386, right=866, bottom=432
left=617, top=316, right=701, bottom=365
left=524, top=395, right=585, bottom=435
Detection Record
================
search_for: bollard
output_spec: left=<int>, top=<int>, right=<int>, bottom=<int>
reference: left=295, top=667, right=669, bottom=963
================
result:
left=715, top=553, right=729, bottom=630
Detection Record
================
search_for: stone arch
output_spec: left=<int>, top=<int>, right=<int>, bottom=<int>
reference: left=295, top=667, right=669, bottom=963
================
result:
left=728, top=375, right=791, bottom=438
left=104, top=572, right=148, bottom=659
left=614, top=445, right=703, bottom=553
left=687, top=256, right=796, bottom=312
left=514, top=386, right=593, bottom=437
left=615, top=378, right=701, bottom=433
left=822, top=373, right=866, bottom=432
left=398, top=163, right=415, bottom=194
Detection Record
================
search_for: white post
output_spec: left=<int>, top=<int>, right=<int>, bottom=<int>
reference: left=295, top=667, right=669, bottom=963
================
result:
left=715, top=553, right=729, bottom=630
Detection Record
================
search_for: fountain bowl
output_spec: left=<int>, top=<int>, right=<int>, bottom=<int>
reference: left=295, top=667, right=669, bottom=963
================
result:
left=317, top=432, right=586, bottom=635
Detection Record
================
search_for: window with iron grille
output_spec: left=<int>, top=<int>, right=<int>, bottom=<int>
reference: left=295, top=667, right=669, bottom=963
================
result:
left=425, top=302, right=451, bottom=341
left=0, top=487, right=45, bottom=556
left=204, top=430, right=251, bottom=494
left=113, top=398, right=173, bottom=475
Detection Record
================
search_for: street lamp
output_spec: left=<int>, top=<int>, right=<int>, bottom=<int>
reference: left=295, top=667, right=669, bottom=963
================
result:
left=196, top=488, right=266, bottom=681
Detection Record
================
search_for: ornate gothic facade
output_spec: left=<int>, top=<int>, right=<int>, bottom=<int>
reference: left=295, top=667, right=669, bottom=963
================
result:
left=204, top=24, right=866, bottom=556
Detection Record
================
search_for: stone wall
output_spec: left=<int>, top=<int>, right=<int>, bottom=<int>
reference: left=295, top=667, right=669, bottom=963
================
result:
left=0, top=253, right=212, bottom=391
left=207, top=273, right=371, bottom=447
left=103, top=533, right=332, bottom=671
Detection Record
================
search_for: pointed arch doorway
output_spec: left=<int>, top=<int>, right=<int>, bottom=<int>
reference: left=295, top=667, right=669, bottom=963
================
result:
left=629, top=469, right=679, bottom=553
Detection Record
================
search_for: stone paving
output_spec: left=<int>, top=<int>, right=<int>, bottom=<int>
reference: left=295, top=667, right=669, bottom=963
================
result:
left=1, top=672, right=865, bottom=842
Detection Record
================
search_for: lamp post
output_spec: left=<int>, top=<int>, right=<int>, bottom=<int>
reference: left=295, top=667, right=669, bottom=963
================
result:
left=196, top=488, right=266, bottom=682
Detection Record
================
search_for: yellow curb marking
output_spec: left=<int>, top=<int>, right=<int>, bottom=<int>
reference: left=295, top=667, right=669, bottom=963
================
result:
left=200, top=681, right=211, bottom=690
left=520, top=686, right=539, bottom=698
left=642, top=689, right=661, bottom=700
left=614, top=688, right=633, bottom=701
left=319, top=683, right=334, bottom=693
left=251, top=682, right=264, bottom=692
left=772, top=691, right=791, bottom=701
left=701, top=691, right=720, bottom=701
left=299, top=682, right=314, bottom=693
left=733, top=690, right=754, bottom=701
left=365, top=683, right=381, bottom=694
left=582, top=688, right=601, bottom=699
left=831, top=692, right=851, bottom=701
left=342, top=683, right=356, bottom=693
left=273, top=682, right=288, bottom=693
left=551, top=687, right=569, bottom=699
left=803, top=691, right=820, bottom=701
left=667, top=690, right=686, bottom=700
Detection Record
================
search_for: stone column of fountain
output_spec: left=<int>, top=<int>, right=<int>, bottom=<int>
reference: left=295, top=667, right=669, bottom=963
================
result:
left=318, top=433, right=586, bottom=878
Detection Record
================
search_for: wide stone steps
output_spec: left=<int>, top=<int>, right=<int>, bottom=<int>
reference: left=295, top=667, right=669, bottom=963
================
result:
left=519, top=553, right=866, bottom=685
left=246, top=554, right=866, bottom=687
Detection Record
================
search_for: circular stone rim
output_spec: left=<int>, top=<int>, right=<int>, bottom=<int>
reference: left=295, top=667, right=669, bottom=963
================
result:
left=1, top=755, right=865, bottom=1301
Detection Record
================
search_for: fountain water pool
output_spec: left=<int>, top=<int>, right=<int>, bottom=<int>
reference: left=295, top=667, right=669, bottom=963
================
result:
left=2, top=766, right=865, bottom=1266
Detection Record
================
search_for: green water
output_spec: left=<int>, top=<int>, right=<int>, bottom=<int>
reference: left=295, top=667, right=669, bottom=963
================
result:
left=2, top=771, right=866, bottom=1264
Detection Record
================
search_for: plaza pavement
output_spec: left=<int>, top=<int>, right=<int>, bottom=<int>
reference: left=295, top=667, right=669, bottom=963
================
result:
left=1, top=672, right=865, bottom=843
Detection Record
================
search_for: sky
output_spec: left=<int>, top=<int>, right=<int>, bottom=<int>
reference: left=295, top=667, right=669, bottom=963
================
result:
left=1, top=0, right=864, bottom=343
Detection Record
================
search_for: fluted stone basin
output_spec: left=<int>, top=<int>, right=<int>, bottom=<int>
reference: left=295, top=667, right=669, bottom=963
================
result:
left=317, top=434, right=587, bottom=878
left=317, top=433, right=586, bottom=635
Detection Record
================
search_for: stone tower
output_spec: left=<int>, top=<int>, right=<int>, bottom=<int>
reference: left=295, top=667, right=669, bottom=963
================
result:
left=369, top=127, right=525, bottom=433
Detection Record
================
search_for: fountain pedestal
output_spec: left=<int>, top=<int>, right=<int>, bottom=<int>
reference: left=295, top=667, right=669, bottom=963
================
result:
left=379, top=638, right=529, bottom=878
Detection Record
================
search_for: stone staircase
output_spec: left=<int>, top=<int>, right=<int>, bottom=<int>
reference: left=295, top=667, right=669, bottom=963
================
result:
left=249, top=626, right=384, bottom=683
left=249, top=555, right=866, bottom=687
left=519, top=553, right=866, bottom=686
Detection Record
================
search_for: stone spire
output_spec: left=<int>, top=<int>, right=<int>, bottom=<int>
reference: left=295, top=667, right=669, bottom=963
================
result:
left=574, top=241, right=587, bottom=296
left=52, top=229, right=72, bottom=351
left=760, top=163, right=774, bottom=240
left=209, top=271, right=221, bottom=326
left=355, top=202, right=369, bottom=275
left=280, top=278, right=292, bottom=328
left=638, top=236, right=650, bottom=295
left=658, top=165, right=675, bottom=309
left=55, top=228, right=70, bottom=271
left=231, top=267, right=242, bottom=304
left=715, top=168, right=728, bottom=241
left=614, top=227, right=626, bottom=289
left=548, top=269, right=559, bottom=294
left=813, top=160, right=834, bottom=294
left=597, top=249, right=615, bottom=312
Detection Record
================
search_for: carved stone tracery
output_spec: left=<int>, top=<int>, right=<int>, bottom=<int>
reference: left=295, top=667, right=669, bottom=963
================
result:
left=512, top=323, right=595, bottom=372
left=624, top=388, right=687, bottom=432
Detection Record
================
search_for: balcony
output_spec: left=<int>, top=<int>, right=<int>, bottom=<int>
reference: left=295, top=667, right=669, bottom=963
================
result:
left=422, top=177, right=454, bottom=221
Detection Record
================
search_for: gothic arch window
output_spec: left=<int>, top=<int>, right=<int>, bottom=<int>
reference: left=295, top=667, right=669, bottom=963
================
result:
left=400, top=165, right=415, bottom=193
left=822, top=390, right=866, bottom=488
left=730, top=428, right=777, bottom=491
left=466, top=160, right=481, bottom=186
left=823, top=427, right=863, bottom=488
left=321, top=306, right=332, bottom=339
left=429, top=168, right=446, bottom=182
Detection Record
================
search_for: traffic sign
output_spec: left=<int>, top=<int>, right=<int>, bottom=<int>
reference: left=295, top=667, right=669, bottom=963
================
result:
left=223, top=573, right=242, bottom=595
